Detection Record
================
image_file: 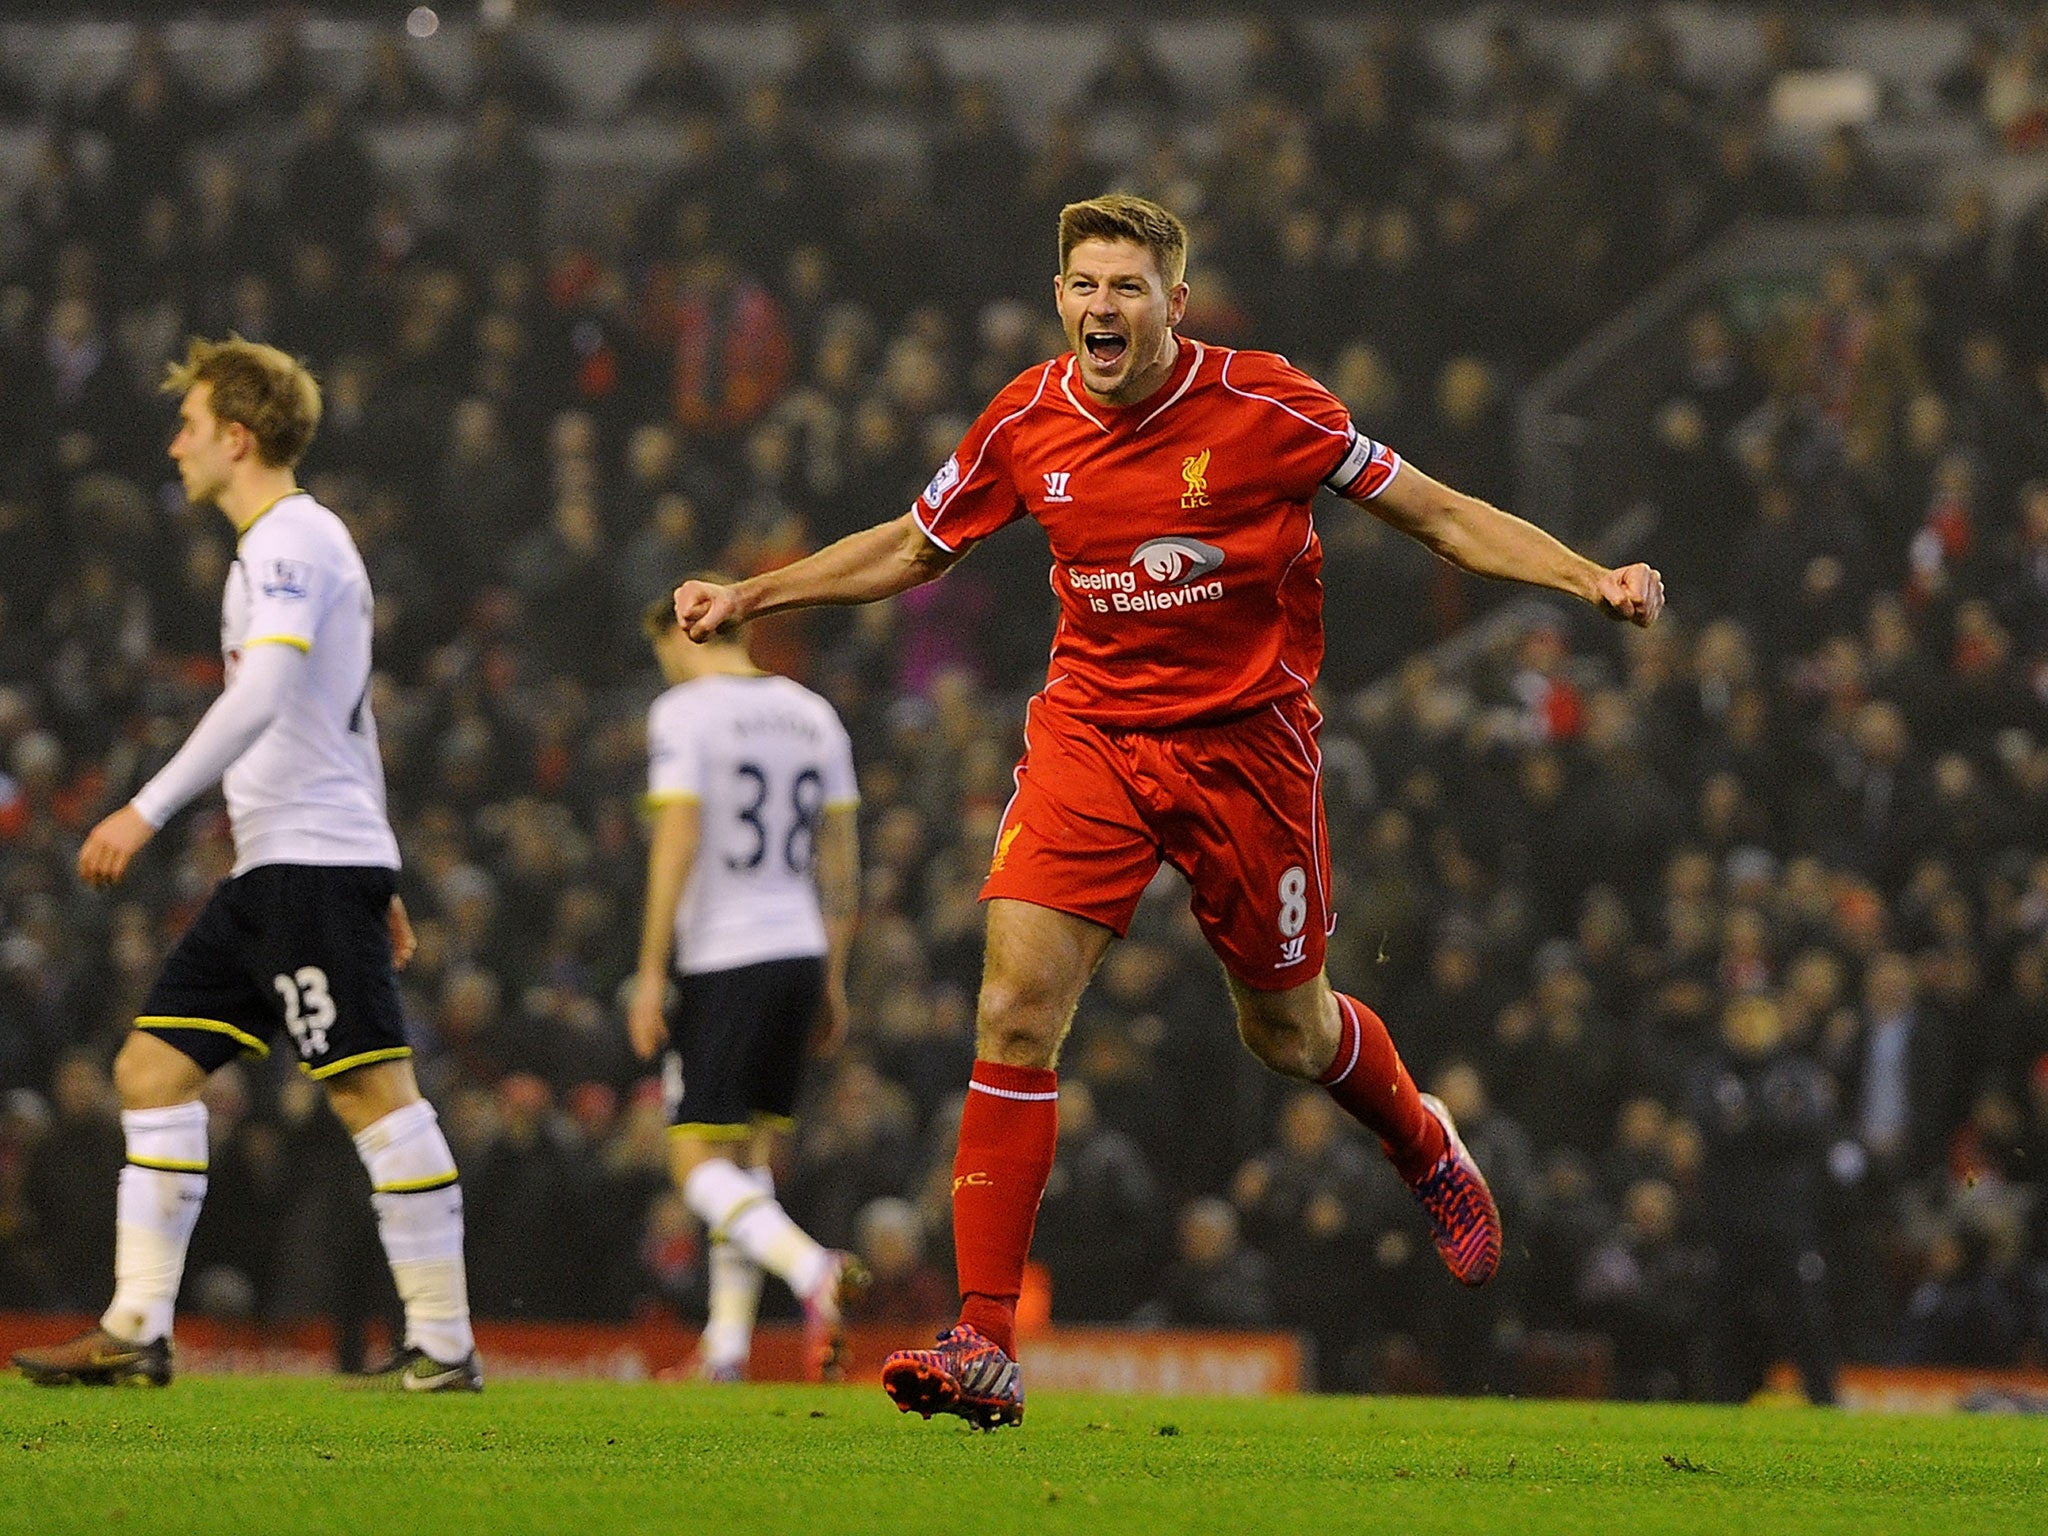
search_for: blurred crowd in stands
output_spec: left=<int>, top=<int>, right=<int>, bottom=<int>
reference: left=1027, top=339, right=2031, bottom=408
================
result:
left=3, top=6, right=2048, bottom=1397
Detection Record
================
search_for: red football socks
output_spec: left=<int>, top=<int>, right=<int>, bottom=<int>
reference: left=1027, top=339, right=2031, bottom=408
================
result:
left=1319, top=993, right=1446, bottom=1184
left=951, top=1059, right=1059, bottom=1358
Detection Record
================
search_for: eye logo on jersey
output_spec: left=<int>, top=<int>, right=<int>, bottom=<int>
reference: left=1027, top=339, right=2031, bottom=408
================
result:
left=921, top=455, right=961, bottom=510
left=261, top=559, right=311, bottom=600
left=1130, top=537, right=1225, bottom=585
left=1181, top=449, right=1211, bottom=508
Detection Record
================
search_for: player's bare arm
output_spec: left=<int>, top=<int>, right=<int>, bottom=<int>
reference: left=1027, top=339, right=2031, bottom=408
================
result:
left=812, top=805, right=860, bottom=1057
left=1367, top=461, right=1664, bottom=627
left=675, top=512, right=970, bottom=640
left=630, top=797, right=701, bottom=1060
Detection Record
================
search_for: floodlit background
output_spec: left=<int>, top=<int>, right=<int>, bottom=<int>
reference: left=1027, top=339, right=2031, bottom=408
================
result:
left=0, top=2, right=2045, bottom=1400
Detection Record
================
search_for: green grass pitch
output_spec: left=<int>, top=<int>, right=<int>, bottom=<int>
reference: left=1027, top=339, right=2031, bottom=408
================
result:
left=1, top=1376, right=2042, bottom=1535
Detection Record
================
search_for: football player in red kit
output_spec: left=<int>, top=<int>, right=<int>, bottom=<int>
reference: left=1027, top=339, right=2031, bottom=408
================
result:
left=676, top=194, right=1663, bottom=1428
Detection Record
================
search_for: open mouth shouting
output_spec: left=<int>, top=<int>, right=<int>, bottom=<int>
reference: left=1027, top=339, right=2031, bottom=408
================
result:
left=1084, top=329, right=1129, bottom=370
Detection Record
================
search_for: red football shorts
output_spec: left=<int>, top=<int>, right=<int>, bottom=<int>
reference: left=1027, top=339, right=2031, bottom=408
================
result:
left=981, top=693, right=1333, bottom=990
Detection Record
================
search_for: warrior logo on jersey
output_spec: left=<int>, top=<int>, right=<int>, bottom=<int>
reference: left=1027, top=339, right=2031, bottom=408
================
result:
left=1180, top=449, right=1211, bottom=509
left=921, top=455, right=961, bottom=510
left=1130, top=537, right=1225, bottom=585
left=261, top=559, right=311, bottom=600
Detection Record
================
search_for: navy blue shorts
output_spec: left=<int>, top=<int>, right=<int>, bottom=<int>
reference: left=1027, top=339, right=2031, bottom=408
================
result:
left=663, top=955, right=823, bottom=1138
left=137, top=864, right=410, bottom=1081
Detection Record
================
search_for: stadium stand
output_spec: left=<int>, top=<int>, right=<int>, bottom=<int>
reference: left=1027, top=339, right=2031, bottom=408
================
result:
left=2, top=3, right=2046, bottom=1396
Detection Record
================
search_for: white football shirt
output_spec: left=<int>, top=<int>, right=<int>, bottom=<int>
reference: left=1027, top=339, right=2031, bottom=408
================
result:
left=220, top=492, right=400, bottom=873
left=647, top=673, right=859, bottom=974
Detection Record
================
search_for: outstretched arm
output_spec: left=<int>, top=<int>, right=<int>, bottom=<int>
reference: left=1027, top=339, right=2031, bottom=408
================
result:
left=1366, top=462, right=1664, bottom=626
left=674, top=512, right=969, bottom=640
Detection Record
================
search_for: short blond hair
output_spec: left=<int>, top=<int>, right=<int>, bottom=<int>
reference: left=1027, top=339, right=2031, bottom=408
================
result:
left=163, top=335, right=322, bottom=468
left=1058, top=193, right=1188, bottom=289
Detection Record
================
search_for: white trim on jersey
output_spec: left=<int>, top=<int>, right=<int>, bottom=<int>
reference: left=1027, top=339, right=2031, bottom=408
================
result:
left=918, top=361, right=1059, bottom=549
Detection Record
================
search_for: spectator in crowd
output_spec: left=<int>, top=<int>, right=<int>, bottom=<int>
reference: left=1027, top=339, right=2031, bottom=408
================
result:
left=1689, top=994, right=1842, bottom=1404
left=1134, top=1197, right=1276, bottom=1331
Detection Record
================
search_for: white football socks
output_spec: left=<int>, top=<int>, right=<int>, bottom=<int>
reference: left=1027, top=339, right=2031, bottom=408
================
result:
left=683, top=1157, right=830, bottom=1301
left=102, top=1102, right=209, bottom=1345
left=700, top=1166, right=770, bottom=1373
left=354, top=1100, right=474, bottom=1365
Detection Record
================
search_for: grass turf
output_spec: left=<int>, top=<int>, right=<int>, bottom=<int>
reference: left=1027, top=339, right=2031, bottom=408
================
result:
left=0, top=1376, right=2042, bottom=1535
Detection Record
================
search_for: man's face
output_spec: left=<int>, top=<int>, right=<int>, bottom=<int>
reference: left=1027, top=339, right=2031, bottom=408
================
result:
left=1055, top=237, right=1187, bottom=405
left=169, top=383, right=244, bottom=508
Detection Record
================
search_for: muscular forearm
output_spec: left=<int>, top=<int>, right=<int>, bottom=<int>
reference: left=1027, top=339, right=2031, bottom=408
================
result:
left=1369, top=464, right=1607, bottom=607
left=735, top=515, right=957, bottom=623
left=130, top=642, right=304, bottom=827
left=1422, top=494, right=1606, bottom=604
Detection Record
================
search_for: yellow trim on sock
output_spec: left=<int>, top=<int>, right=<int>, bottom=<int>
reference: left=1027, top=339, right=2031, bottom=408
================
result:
left=135, top=1015, right=270, bottom=1058
left=301, top=1046, right=413, bottom=1080
left=242, top=633, right=312, bottom=652
left=670, top=1122, right=752, bottom=1141
left=127, top=1155, right=208, bottom=1174
left=751, top=1112, right=796, bottom=1133
left=374, top=1172, right=458, bottom=1195
left=708, top=1191, right=771, bottom=1245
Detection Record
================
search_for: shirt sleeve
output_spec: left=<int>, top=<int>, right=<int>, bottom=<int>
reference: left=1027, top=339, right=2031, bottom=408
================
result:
left=1224, top=350, right=1402, bottom=503
left=130, top=642, right=305, bottom=827
left=910, top=366, right=1049, bottom=551
left=237, top=521, right=334, bottom=652
left=646, top=697, right=701, bottom=805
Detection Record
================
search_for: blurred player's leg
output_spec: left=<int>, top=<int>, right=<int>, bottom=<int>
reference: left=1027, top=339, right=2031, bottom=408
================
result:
left=103, top=1101, right=210, bottom=1351
left=696, top=1163, right=770, bottom=1380
left=682, top=1156, right=865, bottom=1381
left=14, top=1033, right=210, bottom=1386
left=698, top=1234, right=762, bottom=1381
left=15, top=1103, right=208, bottom=1385
left=350, top=1096, right=480, bottom=1390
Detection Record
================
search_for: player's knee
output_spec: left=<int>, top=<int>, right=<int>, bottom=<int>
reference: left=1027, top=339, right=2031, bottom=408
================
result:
left=112, top=1033, right=202, bottom=1109
left=973, top=984, right=1062, bottom=1066
left=1235, top=1010, right=1320, bottom=1080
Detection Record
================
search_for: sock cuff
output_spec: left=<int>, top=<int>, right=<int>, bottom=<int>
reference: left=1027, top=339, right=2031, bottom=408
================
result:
left=1317, top=996, right=1365, bottom=1087
left=354, top=1100, right=459, bottom=1194
left=122, top=1100, right=209, bottom=1171
left=351, top=1098, right=440, bottom=1160
left=122, top=1102, right=207, bottom=1135
left=969, top=1060, right=1059, bottom=1100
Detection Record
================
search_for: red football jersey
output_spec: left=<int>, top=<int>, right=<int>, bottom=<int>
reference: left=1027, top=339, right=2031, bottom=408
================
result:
left=913, top=337, right=1400, bottom=728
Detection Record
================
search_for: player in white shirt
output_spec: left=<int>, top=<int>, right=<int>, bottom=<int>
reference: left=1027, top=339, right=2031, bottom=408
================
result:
left=628, top=593, right=867, bottom=1381
left=13, top=338, right=479, bottom=1393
